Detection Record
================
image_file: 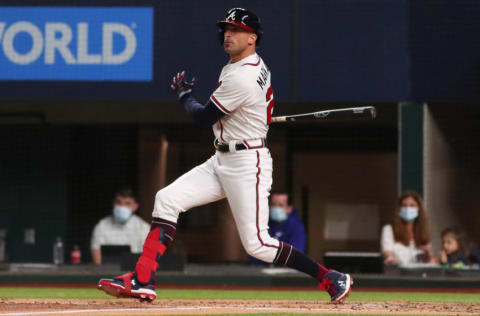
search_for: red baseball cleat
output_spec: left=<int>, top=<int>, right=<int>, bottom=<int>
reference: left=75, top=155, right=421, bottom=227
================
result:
left=98, top=272, right=156, bottom=302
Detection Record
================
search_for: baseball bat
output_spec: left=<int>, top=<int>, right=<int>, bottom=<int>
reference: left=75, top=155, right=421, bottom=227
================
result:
left=270, top=106, right=376, bottom=123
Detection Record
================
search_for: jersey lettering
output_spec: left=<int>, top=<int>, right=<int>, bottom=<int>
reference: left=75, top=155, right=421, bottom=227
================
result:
left=256, top=64, right=269, bottom=90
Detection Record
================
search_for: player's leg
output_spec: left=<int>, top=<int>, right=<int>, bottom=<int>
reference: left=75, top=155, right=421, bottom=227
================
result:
left=218, top=149, right=352, bottom=302
left=135, top=155, right=226, bottom=284
left=98, top=155, right=225, bottom=300
left=217, top=149, right=279, bottom=261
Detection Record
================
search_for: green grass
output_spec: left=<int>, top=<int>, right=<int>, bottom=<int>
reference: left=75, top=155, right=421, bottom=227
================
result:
left=0, top=287, right=479, bottom=304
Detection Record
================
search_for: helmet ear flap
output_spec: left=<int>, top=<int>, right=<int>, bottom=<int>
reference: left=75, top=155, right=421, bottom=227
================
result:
left=218, top=30, right=224, bottom=45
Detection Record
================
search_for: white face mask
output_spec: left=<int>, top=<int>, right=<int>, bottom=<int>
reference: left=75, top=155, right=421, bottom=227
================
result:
left=113, top=205, right=132, bottom=223
left=269, top=206, right=287, bottom=222
left=399, top=206, right=418, bottom=222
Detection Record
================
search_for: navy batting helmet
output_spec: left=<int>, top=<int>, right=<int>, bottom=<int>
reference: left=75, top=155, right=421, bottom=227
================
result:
left=217, top=8, right=263, bottom=46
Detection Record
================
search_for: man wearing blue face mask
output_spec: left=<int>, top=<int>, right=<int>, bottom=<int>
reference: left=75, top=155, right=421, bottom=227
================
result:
left=91, top=188, right=150, bottom=265
left=268, top=192, right=307, bottom=253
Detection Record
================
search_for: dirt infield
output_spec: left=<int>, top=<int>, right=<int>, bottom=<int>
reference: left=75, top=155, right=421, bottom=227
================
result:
left=0, top=298, right=479, bottom=315
left=3, top=283, right=480, bottom=293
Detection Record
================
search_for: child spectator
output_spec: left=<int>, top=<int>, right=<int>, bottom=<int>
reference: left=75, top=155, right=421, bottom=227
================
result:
left=439, top=227, right=480, bottom=268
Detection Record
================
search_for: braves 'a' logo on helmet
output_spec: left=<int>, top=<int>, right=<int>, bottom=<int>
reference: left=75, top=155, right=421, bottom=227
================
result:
left=225, top=10, right=236, bottom=22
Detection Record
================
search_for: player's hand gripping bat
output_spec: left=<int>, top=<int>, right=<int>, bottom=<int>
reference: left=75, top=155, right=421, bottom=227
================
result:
left=270, top=106, right=376, bottom=123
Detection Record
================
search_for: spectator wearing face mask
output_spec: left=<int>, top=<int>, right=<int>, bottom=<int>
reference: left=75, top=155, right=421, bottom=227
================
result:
left=268, top=192, right=306, bottom=253
left=380, top=190, right=432, bottom=267
left=90, top=188, right=150, bottom=265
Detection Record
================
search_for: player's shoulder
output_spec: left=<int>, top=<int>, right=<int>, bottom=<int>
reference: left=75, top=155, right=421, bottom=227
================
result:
left=229, top=60, right=265, bottom=86
left=219, top=71, right=255, bottom=93
left=239, top=53, right=266, bottom=72
left=241, top=53, right=263, bottom=67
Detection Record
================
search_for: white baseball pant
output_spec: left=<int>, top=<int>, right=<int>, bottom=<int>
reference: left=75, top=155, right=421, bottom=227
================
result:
left=152, top=147, right=280, bottom=263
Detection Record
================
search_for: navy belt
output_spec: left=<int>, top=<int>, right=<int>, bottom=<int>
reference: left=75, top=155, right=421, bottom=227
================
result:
left=215, top=139, right=267, bottom=152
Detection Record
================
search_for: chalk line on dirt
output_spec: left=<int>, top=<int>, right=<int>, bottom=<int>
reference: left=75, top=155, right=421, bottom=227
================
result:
left=0, top=306, right=341, bottom=316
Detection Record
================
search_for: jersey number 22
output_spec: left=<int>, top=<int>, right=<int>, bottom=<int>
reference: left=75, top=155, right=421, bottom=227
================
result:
left=266, top=86, right=275, bottom=125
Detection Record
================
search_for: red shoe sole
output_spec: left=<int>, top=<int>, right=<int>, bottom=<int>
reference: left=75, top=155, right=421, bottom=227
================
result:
left=98, top=281, right=156, bottom=302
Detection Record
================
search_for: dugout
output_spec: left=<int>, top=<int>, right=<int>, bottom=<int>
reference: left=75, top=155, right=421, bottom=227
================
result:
left=0, top=100, right=398, bottom=264
left=0, top=0, right=480, bottom=267
left=1, top=102, right=478, bottom=265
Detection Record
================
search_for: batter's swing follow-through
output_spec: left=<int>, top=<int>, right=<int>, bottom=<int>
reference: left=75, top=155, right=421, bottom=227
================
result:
left=98, top=7, right=353, bottom=303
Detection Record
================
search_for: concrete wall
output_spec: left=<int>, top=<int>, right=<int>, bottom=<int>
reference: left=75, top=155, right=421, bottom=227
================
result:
left=424, top=104, right=480, bottom=253
left=292, top=152, right=397, bottom=262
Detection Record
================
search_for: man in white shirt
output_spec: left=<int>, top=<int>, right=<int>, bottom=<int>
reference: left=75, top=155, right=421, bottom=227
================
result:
left=98, top=8, right=352, bottom=303
left=91, top=188, right=149, bottom=264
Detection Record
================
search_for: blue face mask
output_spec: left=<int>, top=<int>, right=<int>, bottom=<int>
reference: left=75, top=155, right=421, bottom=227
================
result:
left=113, top=205, right=132, bottom=223
left=269, top=206, right=287, bottom=222
left=399, top=206, right=418, bottom=222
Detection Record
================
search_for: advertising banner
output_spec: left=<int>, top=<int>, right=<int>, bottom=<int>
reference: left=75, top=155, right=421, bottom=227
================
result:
left=0, top=7, right=153, bottom=81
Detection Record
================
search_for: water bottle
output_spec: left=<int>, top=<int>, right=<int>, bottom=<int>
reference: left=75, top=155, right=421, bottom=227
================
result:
left=53, top=236, right=64, bottom=265
left=70, top=245, right=81, bottom=264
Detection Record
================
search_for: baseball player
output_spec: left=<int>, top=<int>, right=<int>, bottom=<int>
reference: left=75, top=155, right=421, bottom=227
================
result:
left=98, top=7, right=352, bottom=303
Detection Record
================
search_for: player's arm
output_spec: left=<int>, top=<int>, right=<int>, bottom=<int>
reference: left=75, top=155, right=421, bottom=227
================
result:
left=171, top=71, right=225, bottom=127
left=182, top=96, right=225, bottom=127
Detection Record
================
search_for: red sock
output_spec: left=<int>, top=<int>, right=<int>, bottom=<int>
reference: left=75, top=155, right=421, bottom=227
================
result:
left=135, top=218, right=176, bottom=284
left=316, top=263, right=330, bottom=280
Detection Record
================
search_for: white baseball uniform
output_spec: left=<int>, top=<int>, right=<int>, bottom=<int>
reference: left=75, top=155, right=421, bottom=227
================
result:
left=153, top=52, right=280, bottom=262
